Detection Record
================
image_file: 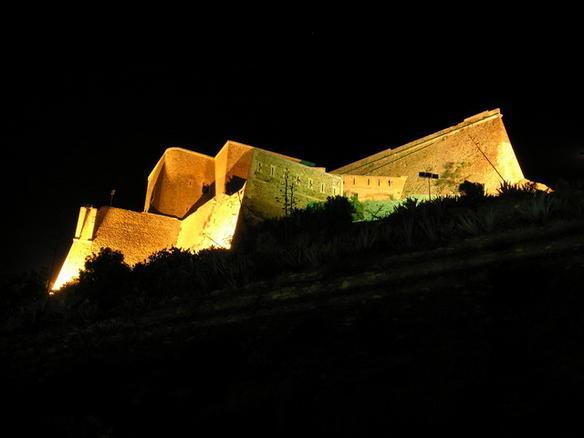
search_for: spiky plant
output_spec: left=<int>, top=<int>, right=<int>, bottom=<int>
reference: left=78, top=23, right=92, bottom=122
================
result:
left=457, top=211, right=482, bottom=236
left=519, top=194, right=558, bottom=224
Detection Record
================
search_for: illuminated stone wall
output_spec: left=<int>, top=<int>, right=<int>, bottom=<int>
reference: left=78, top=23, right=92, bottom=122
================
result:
left=176, top=188, right=244, bottom=251
left=242, top=149, right=343, bottom=221
left=333, top=109, right=525, bottom=196
left=146, top=148, right=215, bottom=218
left=342, top=174, right=407, bottom=200
left=56, top=111, right=526, bottom=289
left=53, top=207, right=180, bottom=289
left=144, top=155, right=164, bottom=213
left=54, top=142, right=325, bottom=289
left=215, top=141, right=254, bottom=196
left=90, top=207, right=181, bottom=264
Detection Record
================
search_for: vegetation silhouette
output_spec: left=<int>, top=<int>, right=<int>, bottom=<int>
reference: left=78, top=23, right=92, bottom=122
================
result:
left=3, top=180, right=584, bottom=433
left=4, top=180, right=584, bottom=324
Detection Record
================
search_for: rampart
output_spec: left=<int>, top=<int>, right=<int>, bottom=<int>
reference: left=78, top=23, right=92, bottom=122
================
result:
left=53, top=109, right=533, bottom=290
left=333, top=109, right=525, bottom=196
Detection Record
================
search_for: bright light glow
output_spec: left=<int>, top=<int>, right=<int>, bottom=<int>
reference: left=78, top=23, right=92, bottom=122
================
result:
left=51, top=240, right=92, bottom=290
left=179, top=188, right=243, bottom=252
left=52, top=265, right=78, bottom=290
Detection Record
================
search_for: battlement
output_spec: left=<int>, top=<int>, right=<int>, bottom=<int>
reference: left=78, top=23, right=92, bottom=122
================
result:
left=332, top=109, right=524, bottom=196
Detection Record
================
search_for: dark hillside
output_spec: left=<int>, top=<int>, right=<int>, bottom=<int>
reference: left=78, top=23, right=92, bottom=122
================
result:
left=2, top=216, right=584, bottom=435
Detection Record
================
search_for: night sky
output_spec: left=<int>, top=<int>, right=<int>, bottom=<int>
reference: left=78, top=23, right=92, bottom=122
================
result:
left=2, top=25, right=582, bottom=275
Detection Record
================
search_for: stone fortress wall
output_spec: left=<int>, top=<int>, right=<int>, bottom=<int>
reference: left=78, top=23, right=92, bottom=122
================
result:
left=341, top=174, right=408, bottom=201
left=53, top=109, right=534, bottom=290
left=53, top=142, right=331, bottom=289
left=176, top=187, right=244, bottom=252
left=241, top=148, right=343, bottom=221
left=214, top=141, right=254, bottom=196
left=145, top=148, right=215, bottom=218
left=53, top=206, right=181, bottom=289
left=332, top=109, right=525, bottom=196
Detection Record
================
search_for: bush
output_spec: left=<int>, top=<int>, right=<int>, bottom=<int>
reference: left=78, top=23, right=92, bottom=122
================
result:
left=35, top=181, right=584, bottom=323
left=497, top=181, right=539, bottom=199
left=348, top=195, right=365, bottom=221
left=457, top=208, right=498, bottom=236
left=133, top=248, right=196, bottom=301
left=518, top=194, right=558, bottom=224
left=459, top=180, right=485, bottom=202
left=193, top=248, right=251, bottom=291
left=73, top=248, right=132, bottom=312
left=250, top=196, right=355, bottom=248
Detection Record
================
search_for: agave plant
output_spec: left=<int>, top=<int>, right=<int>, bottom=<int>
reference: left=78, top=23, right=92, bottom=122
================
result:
left=519, top=194, right=558, bottom=224
left=392, top=197, right=419, bottom=218
left=352, top=225, right=379, bottom=251
left=457, top=211, right=482, bottom=236
left=396, top=216, right=416, bottom=247
left=478, top=207, right=499, bottom=233
left=497, top=181, right=538, bottom=198
left=417, top=215, right=441, bottom=242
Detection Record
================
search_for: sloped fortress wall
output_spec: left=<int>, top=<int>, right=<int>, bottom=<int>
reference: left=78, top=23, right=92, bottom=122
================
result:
left=53, top=206, right=98, bottom=290
left=333, top=109, right=525, bottom=196
left=90, top=207, right=181, bottom=264
left=53, top=207, right=180, bottom=289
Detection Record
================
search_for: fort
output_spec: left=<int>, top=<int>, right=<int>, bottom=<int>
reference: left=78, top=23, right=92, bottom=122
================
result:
left=52, top=109, right=534, bottom=290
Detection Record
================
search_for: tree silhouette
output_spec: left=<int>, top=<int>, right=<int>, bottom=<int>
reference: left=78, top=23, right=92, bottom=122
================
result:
left=275, top=168, right=297, bottom=216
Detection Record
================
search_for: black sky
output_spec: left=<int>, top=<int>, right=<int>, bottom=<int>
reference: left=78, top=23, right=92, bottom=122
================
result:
left=2, top=23, right=583, bottom=275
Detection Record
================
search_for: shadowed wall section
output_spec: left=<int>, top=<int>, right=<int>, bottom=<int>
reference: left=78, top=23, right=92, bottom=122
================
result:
left=215, top=141, right=254, bottom=196
left=333, top=109, right=525, bottom=196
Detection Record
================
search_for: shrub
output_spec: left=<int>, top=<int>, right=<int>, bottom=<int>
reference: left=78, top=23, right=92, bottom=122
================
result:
left=459, top=180, right=485, bottom=202
left=194, top=248, right=252, bottom=291
left=457, top=211, right=482, bottom=236
left=133, top=248, right=196, bottom=300
left=33, top=178, right=584, bottom=324
left=249, top=196, right=355, bottom=248
left=553, top=179, right=584, bottom=219
left=348, top=194, right=365, bottom=221
left=519, top=194, right=558, bottom=224
left=497, top=181, right=539, bottom=199
left=74, top=248, right=132, bottom=312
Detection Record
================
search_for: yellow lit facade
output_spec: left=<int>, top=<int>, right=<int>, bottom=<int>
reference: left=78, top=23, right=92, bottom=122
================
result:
left=333, top=109, right=529, bottom=196
left=52, top=142, right=342, bottom=290
left=53, top=109, right=539, bottom=290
